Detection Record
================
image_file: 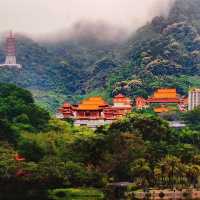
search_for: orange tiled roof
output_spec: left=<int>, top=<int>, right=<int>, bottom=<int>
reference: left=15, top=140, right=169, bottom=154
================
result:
left=76, top=96, right=108, bottom=110
left=154, top=107, right=171, bottom=113
left=78, top=105, right=102, bottom=110
left=152, top=88, right=178, bottom=99
left=113, top=94, right=131, bottom=104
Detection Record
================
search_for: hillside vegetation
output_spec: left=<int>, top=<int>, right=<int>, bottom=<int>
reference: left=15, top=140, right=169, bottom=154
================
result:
left=1, top=83, right=200, bottom=199
left=107, top=0, right=200, bottom=99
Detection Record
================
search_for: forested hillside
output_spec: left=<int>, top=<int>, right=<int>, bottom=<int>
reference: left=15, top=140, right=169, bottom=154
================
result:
left=107, top=0, right=200, bottom=99
left=2, top=83, right=200, bottom=199
left=1, top=0, right=200, bottom=112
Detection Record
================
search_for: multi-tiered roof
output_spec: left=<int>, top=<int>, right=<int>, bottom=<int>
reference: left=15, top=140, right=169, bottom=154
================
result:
left=57, top=94, right=132, bottom=126
left=147, top=89, right=180, bottom=103
left=136, top=88, right=188, bottom=113
left=75, top=97, right=108, bottom=111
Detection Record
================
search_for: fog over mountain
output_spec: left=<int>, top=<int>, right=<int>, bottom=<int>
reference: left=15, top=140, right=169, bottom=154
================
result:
left=0, top=0, right=175, bottom=40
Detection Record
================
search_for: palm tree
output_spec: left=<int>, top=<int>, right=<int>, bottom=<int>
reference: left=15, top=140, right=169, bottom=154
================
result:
left=155, top=155, right=183, bottom=188
left=154, top=167, right=162, bottom=186
left=186, top=164, right=200, bottom=188
left=129, top=158, right=152, bottom=188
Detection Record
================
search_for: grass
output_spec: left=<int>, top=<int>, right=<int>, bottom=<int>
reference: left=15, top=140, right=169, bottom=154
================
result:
left=48, top=188, right=105, bottom=200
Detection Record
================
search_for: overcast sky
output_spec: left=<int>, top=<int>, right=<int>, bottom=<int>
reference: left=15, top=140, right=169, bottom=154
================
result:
left=0, top=0, right=175, bottom=36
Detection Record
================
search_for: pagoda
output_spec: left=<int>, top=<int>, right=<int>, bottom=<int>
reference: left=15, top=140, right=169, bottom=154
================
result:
left=0, top=31, right=22, bottom=69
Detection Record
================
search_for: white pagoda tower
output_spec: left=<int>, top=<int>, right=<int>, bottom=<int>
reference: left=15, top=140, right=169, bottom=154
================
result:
left=0, top=31, right=22, bottom=69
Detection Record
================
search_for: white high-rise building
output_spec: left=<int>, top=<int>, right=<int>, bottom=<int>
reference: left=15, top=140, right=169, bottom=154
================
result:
left=188, top=88, right=200, bottom=111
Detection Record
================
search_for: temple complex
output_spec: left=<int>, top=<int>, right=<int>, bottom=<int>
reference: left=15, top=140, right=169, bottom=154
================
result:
left=136, top=88, right=188, bottom=113
left=57, top=94, right=132, bottom=129
left=57, top=88, right=189, bottom=128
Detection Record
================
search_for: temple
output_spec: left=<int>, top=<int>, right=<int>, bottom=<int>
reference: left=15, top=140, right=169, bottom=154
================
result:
left=0, top=31, right=22, bottom=69
left=57, top=94, right=132, bottom=129
left=57, top=89, right=189, bottom=127
left=136, top=88, right=188, bottom=113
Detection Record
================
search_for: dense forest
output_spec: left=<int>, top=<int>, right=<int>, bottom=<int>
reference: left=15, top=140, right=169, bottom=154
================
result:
left=107, top=0, right=200, bottom=99
left=1, top=83, right=200, bottom=199
left=0, top=0, right=200, bottom=112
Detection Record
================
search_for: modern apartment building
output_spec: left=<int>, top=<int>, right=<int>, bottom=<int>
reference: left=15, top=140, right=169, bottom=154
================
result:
left=188, top=88, right=200, bottom=110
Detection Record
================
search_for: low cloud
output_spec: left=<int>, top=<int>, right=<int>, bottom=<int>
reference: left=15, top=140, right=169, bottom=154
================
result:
left=0, top=0, right=175, bottom=41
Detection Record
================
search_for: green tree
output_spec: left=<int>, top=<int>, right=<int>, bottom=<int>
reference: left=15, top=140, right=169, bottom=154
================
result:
left=186, top=164, right=200, bottom=187
left=0, top=118, right=19, bottom=144
left=183, top=106, right=200, bottom=130
left=108, top=112, right=170, bottom=142
left=155, top=155, right=184, bottom=188
left=129, top=158, right=152, bottom=187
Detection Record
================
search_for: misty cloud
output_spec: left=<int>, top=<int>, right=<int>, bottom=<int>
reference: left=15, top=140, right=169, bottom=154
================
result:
left=0, top=0, right=175, bottom=36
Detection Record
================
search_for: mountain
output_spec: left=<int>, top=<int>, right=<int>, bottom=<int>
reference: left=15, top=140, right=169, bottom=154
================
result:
left=0, top=35, right=84, bottom=93
left=0, top=32, right=122, bottom=112
left=1, top=0, right=200, bottom=112
left=105, top=0, right=200, bottom=98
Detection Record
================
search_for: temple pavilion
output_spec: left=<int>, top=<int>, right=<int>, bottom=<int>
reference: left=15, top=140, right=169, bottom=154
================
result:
left=136, top=88, right=188, bottom=113
left=57, top=94, right=132, bottom=129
